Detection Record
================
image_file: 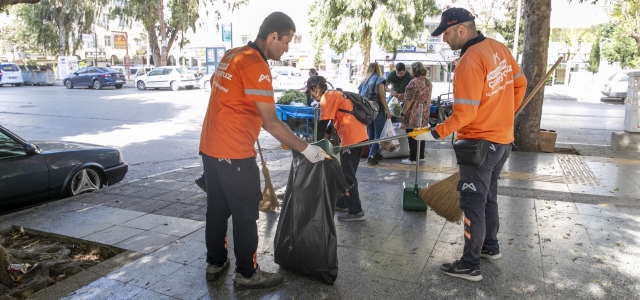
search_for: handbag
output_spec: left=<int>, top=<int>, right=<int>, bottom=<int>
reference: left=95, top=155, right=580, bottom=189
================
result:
left=453, top=139, right=491, bottom=166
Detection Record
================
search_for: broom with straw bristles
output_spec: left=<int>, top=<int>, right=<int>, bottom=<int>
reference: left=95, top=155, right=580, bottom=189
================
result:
left=257, top=139, right=279, bottom=212
left=419, top=56, right=564, bottom=223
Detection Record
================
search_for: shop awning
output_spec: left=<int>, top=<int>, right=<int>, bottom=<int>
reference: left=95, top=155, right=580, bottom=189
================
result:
left=390, top=52, right=446, bottom=65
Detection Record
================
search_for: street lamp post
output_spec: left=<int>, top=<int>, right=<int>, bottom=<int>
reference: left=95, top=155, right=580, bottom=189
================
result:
left=111, top=31, right=130, bottom=79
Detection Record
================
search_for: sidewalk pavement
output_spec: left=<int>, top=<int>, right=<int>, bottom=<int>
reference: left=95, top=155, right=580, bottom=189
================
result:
left=2, top=138, right=640, bottom=300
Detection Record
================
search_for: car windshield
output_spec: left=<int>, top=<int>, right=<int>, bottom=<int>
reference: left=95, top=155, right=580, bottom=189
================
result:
left=175, top=67, right=189, bottom=74
left=619, top=73, right=629, bottom=82
left=1, top=64, right=19, bottom=72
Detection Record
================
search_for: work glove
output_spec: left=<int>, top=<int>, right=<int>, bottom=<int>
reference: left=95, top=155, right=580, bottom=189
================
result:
left=301, top=145, right=331, bottom=163
left=408, top=127, right=438, bottom=141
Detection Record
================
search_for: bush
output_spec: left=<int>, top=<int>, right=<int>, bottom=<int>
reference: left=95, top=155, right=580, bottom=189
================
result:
left=277, top=89, right=307, bottom=105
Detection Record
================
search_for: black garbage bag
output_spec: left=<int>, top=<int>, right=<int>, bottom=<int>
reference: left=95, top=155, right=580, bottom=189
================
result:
left=274, top=151, right=351, bottom=284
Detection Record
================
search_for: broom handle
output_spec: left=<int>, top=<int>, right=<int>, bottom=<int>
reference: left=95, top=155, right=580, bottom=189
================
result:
left=256, top=139, right=267, bottom=168
left=515, top=56, right=563, bottom=117
left=415, top=104, right=423, bottom=186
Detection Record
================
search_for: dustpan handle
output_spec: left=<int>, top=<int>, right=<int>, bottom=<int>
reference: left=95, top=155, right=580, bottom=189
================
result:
left=415, top=104, right=423, bottom=187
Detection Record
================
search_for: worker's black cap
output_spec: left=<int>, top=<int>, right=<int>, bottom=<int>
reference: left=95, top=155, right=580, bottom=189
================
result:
left=431, top=7, right=475, bottom=37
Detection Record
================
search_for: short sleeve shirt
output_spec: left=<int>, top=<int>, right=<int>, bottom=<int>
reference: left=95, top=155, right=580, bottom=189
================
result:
left=319, top=91, right=368, bottom=146
left=199, top=43, right=274, bottom=159
left=357, top=74, right=386, bottom=102
left=386, top=70, right=413, bottom=94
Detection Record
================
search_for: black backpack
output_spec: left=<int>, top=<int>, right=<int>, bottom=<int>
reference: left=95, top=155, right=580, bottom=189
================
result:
left=335, top=89, right=380, bottom=125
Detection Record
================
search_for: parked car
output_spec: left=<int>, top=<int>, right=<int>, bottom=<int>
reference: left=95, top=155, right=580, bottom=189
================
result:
left=135, top=66, right=197, bottom=91
left=601, top=69, right=640, bottom=102
left=131, top=66, right=155, bottom=78
left=0, top=125, right=128, bottom=214
left=200, top=72, right=213, bottom=92
left=0, top=63, right=24, bottom=87
left=271, top=66, right=306, bottom=90
left=63, top=67, right=127, bottom=90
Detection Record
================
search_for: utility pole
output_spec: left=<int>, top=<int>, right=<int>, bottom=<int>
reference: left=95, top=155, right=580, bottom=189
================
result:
left=94, top=32, right=98, bottom=67
left=513, top=0, right=522, bottom=59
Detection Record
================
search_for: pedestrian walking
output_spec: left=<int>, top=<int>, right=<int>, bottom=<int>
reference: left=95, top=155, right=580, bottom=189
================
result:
left=400, top=62, right=432, bottom=165
left=358, top=63, right=391, bottom=165
left=199, top=11, right=329, bottom=290
left=413, top=7, right=527, bottom=282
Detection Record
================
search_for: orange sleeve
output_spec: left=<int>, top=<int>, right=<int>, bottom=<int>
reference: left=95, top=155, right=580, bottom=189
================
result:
left=241, top=63, right=275, bottom=103
left=435, top=62, right=483, bottom=138
left=511, top=58, right=527, bottom=112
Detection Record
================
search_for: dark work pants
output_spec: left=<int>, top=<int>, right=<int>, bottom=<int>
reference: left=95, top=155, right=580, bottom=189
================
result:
left=405, top=129, right=425, bottom=161
left=336, top=146, right=363, bottom=214
left=202, top=153, right=262, bottom=278
left=458, top=143, right=512, bottom=270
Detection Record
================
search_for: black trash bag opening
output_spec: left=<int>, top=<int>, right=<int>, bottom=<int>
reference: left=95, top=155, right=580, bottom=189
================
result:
left=274, top=151, right=351, bottom=284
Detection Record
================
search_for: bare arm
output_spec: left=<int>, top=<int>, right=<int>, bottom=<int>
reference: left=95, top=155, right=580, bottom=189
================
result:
left=255, top=101, right=308, bottom=152
left=378, top=84, right=391, bottom=119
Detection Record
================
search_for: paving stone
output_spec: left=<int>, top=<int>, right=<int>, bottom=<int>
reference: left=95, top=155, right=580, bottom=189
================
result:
left=151, top=239, right=206, bottom=264
left=61, top=205, right=146, bottom=225
left=152, top=190, right=201, bottom=203
left=575, top=202, right=621, bottom=218
left=86, top=251, right=146, bottom=276
left=149, top=216, right=205, bottom=236
left=128, top=188, right=176, bottom=200
left=152, top=203, right=203, bottom=219
left=535, top=199, right=579, bottom=215
left=124, top=199, right=174, bottom=214
left=361, top=251, right=429, bottom=283
left=147, top=265, right=212, bottom=300
left=336, top=246, right=376, bottom=273
left=378, top=234, right=436, bottom=259
left=179, top=193, right=207, bottom=206
left=114, top=231, right=180, bottom=254
left=59, top=277, right=146, bottom=300
left=106, top=255, right=185, bottom=288
left=101, top=184, right=146, bottom=196
left=29, top=270, right=103, bottom=300
left=83, top=225, right=146, bottom=245
left=128, top=289, right=180, bottom=300
left=121, top=214, right=178, bottom=230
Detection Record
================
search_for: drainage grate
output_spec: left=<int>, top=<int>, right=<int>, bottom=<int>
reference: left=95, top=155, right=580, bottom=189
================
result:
left=557, top=154, right=602, bottom=186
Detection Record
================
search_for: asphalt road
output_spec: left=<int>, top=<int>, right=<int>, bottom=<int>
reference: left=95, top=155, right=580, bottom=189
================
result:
left=0, top=82, right=626, bottom=182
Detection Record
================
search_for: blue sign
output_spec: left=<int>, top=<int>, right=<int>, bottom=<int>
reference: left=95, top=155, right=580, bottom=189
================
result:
left=205, top=47, right=226, bottom=74
left=397, top=46, right=417, bottom=53
left=222, top=24, right=232, bottom=42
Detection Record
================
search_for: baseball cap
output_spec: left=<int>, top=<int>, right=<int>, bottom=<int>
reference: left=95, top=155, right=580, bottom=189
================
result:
left=430, top=7, right=475, bottom=37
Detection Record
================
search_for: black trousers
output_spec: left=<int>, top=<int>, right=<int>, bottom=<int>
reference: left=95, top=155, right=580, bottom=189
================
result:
left=202, top=153, right=262, bottom=278
left=336, top=146, right=363, bottom=214
left=458, top=143, right=512, bottom=270
left=405, top=129, right=425, bottom=161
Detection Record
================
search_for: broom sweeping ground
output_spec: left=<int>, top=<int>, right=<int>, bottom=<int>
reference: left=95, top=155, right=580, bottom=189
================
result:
left=256, top=139, right=279, bottom=212
left=420, top=57, right=564, bottom=223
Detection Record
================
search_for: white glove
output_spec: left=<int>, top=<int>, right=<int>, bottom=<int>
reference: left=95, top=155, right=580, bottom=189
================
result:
left=301, top=145, right=330, bottom=163
left=409, top=128, right=439, bottom=141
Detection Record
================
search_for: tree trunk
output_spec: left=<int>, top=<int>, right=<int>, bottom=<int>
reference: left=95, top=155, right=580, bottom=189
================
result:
left=158, top=2, right=167, bottom=67
left=361, top=26, right=371, bottom=76
left=57, top=22, right=65, bottom=56
left=514, top=0, right=551, bottom=152
left=147, top=26, right=160, bottom=67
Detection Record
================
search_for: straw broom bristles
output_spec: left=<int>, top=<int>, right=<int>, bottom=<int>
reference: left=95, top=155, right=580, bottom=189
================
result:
left=419, top=57, right=564, bottom=223
left=256, top=139, right=279, bottom=212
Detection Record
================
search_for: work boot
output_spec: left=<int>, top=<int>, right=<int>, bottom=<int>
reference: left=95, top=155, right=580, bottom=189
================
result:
left=338, top=211, right=365, bottom=221
left=233, top=266, right=283, bottom=290
left=367, top=156, right=379, bottom=165
left=206, top=257, right=230, bottom=281
left=374, top=153, right=384, bottom=161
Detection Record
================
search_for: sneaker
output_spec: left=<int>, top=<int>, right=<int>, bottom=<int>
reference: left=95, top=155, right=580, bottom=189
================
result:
left=233, top=266, right=283, bottom=290
left=374, top=153, right=384, bottom=161
left=335, top=206, right=348, bottom=212
left=480, top=250, right=503, bottom=260
left=367, top=156, right=379, bottom=165
left=195, top=175, right=206, bottom=192
left=338, top=211, right=365, bottom=221
left=401, top=159, right=416, bottom=165
left=440, top=260, right=483, bottom=282
left=419, top=159, right=426, bottom=163
left=206, top=257, right=230, bottom=281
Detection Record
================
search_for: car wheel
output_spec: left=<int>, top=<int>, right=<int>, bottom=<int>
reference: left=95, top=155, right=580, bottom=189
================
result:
left=115, top=84, right=123, bottom=89
left=65, top=80, right=74, bottom=89
left=14, top=83, right=22, bottom=87
left=203, top=80, right=211, bottom=92
left=137, top=81, right=146, bottom=91
left=186, top=85, right=194, bottom=90
left=170, top=81, right=179, bottom=91
left=93, top=80, right=102, bottom=90
left=67, top=168, right=103, bottom=196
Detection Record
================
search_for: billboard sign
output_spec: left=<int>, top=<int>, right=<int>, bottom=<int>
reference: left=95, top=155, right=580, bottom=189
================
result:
left=113, top=34, right=127, bottom=49
left=221, top=24, right=232, bottom=42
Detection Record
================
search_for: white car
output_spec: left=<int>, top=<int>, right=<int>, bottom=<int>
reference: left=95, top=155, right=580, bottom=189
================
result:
left=601, top=69, right=640, bottom=102
left=271, top=66, right=306, bottom=90
left=0, top=63, right=24, bottom=87
left=135, top=66, right=196, bottom=91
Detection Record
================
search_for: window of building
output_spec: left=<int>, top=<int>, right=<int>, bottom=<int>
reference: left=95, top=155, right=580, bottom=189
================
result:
left=293, top=34, right=302, bottom=44
left=425, top=23, right=443, bottom=43
left=241, top=35, right=251, bottom=45
left=104, top=36, right=112, bottom=47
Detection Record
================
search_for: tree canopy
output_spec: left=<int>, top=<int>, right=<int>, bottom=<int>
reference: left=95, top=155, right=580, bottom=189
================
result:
left=309, top=0, right=439, bottom=72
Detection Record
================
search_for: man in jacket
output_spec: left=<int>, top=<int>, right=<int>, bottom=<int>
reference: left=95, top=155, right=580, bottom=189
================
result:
left=199, top=12, right=329, bottom=290
left=413, top=7, right=527, bottom=282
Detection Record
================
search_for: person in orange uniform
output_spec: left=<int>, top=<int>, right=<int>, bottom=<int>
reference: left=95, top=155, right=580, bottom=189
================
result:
left=413, top=7, right=527, bottom=282
left=199, top=12, right=329, bottom=290
left=307, top=76, right=369, bottom=221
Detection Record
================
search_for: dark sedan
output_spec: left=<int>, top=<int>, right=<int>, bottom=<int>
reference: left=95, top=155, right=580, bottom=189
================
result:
left=0, top=125, right=129, bottom=214
left=63, top=67, right=127, bottom=90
